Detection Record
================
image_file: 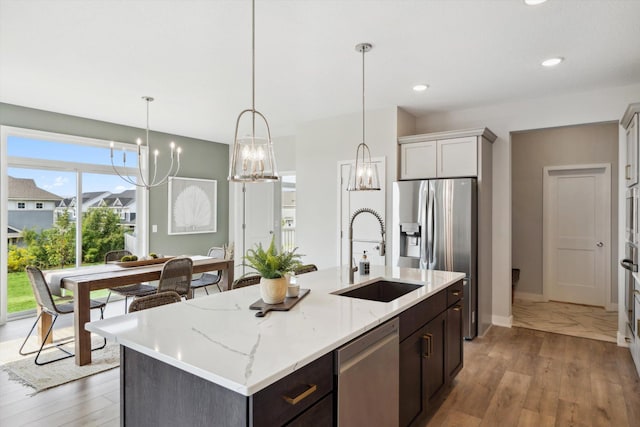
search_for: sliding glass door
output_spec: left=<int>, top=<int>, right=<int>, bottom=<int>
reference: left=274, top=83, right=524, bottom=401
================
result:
left=1, top=127, right=146, bottom=321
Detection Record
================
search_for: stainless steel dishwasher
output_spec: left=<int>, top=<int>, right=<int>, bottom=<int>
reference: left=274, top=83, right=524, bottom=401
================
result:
left=335, top=318, right=399, bottom=426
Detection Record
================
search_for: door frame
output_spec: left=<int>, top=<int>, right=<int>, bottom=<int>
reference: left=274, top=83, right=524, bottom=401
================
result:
left=542, top=163, right=612, bottom=309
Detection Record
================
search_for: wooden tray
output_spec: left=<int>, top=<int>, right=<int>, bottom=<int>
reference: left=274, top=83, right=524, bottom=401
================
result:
left=108, top=256, right=174, bottom=268
left=249, top=288, right=310, bottom=317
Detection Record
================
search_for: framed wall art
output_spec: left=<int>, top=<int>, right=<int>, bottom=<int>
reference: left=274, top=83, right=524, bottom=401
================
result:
left=168, top=177, right=217, bottom=235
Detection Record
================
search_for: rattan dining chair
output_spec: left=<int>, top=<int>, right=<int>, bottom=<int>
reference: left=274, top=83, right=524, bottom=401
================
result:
left=104, top=250, right=156, bottom=313
left=157, top=257, right=194, bottom=299
left=19, top=266, right=107, bottom=365
left=128, top=291, right=182, bottom=313
left=294, top=264, right=318, bottom=275
left=231, top=274, right=261, bottom=289
left=190, top=246, right=224, bottom=296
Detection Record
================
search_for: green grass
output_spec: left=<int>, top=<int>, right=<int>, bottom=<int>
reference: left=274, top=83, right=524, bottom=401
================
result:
left=8, top=270, right=110, bottom=314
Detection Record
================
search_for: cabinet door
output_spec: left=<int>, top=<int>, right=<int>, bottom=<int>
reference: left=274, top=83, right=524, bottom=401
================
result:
left=627, top=114, right=639, bottom=187
left=437, top=136, right=477, bottom=178
left=400, top=141, right=437, bottom=180
left=399, top=328, right=426, bottom=426
left=423, top=312, right=447, bottom=403
left=446, top=303, right=463, bottom=380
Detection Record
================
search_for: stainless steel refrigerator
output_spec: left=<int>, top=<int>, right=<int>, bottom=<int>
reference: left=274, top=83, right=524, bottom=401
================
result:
left=392, top=179, right=478, bottom=339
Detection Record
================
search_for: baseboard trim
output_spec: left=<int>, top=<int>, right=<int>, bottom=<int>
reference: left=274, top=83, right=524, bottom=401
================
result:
left=514, top=291, right=547, bottom=302
left=492, top=314, right=513, bottom=328
left=605, top=303, right=618, bottom=312
left=617, top=331, right=631, bottom=348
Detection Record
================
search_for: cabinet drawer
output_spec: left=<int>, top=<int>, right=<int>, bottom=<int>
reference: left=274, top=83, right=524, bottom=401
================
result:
left=446, top=280, right=463, bottom=307
left=251, top=353, right=333, bottom=427
left=399, top=290, right=446, bottom=341
left=286, top=393, right=334, bottom=427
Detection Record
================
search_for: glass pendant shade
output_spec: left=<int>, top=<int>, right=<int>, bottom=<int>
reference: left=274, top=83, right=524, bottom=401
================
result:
left=229, top=110, right=278, bottom=182
left=347, top=142, right=381, bottom=191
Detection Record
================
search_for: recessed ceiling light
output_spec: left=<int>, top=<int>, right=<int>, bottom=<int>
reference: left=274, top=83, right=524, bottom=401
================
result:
left=413, top=84, right=429, bottom=92
left=524, top=0, right=547, bottom=5
left=541, top=57, right=564, bottom=67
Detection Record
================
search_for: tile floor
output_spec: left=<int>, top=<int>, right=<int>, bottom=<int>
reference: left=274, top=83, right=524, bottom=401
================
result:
left=512, top=298, right=618, bottom=343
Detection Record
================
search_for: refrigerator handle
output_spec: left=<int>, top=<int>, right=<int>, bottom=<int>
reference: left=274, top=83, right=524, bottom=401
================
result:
left=426, top=183, right=435, bottom=268
left=419, top=181, right=428, bottom=269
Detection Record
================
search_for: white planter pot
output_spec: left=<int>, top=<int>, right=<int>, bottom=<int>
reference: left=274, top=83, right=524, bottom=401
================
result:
left=260, top=277, right=288, bottom=304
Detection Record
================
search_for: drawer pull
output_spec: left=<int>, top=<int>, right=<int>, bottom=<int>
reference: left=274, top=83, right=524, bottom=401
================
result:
left=453, top=305, right=462, bottom=312
left=282, top=383, right=317, bottom=405
left=451, top=290, right=461, bottom=296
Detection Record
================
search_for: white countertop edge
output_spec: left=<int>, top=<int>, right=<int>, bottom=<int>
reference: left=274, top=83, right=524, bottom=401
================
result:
left=86, top=268, right=465, bottom=396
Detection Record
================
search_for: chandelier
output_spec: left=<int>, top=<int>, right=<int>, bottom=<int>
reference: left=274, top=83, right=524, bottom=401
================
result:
left=347, top=43, right=381, bottom=191
left=110, top=96, right=182, bottom=189
left=228, top=0, right=278, bottom=183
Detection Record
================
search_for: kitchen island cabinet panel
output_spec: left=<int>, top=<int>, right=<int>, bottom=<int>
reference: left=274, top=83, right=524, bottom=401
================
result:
left=121, top=347, right=247, bottom=427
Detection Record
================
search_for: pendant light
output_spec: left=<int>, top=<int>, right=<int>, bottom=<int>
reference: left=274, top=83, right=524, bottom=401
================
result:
left=228, top=0, right=279, bottom=182
left=347, top=42, right=381, bottom=191
left=110, top=96, right=182, bottom=190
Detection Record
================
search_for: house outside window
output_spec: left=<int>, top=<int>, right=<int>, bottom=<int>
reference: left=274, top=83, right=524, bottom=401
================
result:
left=17, top=202, right=25, bottom=209
left=36, top=202, right=43, bottom=209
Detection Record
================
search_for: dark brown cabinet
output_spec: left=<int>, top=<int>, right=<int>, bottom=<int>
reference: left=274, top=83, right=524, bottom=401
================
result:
left=398, top=280, right=464, bottom=426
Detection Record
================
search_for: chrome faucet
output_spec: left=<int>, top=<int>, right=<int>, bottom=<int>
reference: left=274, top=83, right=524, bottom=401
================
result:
left=349, top=208, right=386, bottom=284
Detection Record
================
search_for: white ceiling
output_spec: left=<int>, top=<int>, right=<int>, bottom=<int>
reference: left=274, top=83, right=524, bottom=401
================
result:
left=1, top=0, right=640, bottom=144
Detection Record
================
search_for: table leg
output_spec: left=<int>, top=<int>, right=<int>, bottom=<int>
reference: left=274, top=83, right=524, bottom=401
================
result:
left=37, top=306, right=53, bottom=345
left=223, top=262, right=235, bottom=291
left=73, top=284, right=92, bottom=366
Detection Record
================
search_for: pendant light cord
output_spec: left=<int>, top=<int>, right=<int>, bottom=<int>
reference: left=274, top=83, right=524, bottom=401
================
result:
left=252, top=0, right=256, bottom=143
left=362, top=45, right=365, bottom=148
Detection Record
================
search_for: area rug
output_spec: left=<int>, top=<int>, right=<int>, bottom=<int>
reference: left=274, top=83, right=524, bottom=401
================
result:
left=1, top=333, right=120, bottom=394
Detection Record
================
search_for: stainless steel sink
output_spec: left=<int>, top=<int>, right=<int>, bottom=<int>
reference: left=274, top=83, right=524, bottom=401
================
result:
left=333, top=280, right=422, bottom=302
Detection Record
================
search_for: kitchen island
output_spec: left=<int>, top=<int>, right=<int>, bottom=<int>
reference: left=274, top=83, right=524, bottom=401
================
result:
left=87, top=266, right=465, bottom=426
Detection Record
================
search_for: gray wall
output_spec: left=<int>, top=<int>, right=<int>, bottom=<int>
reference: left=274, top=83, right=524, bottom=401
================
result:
left=1, top=103, right=229, bottom=256
left=511, top=122, right=618, bottom=303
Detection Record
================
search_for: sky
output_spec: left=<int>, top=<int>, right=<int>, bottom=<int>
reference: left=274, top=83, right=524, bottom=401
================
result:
left=8, top=136, right=139, bottom=197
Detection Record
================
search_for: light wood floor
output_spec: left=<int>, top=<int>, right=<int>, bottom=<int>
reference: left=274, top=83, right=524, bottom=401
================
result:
left=425, top=326, right=640, bottom=427
left=1, top=318, right=638, bottom=426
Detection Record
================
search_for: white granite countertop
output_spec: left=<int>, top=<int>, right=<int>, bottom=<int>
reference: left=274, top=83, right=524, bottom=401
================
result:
left=86, top=266, right=464, bottom=396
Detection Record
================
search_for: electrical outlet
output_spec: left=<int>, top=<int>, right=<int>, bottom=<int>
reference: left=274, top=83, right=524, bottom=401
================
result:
left=152, top=224, right=157, bottom=233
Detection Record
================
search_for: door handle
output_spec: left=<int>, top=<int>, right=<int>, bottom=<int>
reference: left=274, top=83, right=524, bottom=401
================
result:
left=596, top=242, right=604, bottom=247
left=620, top=259, right=638, bottom=272
left=626, top=164, right=631, bottom=180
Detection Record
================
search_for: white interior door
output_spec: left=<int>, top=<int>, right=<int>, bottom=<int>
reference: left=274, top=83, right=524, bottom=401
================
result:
left=339, top=158, right=386, bottom=268
left=543, top=164, right=610, bottom=306
left=235, top=182, right=280, bottom=274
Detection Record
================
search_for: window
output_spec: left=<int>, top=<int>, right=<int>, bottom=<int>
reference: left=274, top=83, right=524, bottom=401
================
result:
left=2, top=126, right=148, bottom=319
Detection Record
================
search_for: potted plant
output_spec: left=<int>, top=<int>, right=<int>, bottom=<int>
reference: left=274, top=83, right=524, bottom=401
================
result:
left=244, top=237, right=303, bottom=304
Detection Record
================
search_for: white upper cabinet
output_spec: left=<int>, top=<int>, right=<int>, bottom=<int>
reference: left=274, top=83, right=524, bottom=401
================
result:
left=437, top=136, right=477, bottom=178
left=398, top=128, right=495, bottom=180
left=400, top=140, right=437, bottom=179
left=622, top=103, right=640, bottom=188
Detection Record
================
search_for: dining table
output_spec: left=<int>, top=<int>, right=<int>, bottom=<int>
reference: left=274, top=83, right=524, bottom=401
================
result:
left=42, top=256, right=235, bottom=366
